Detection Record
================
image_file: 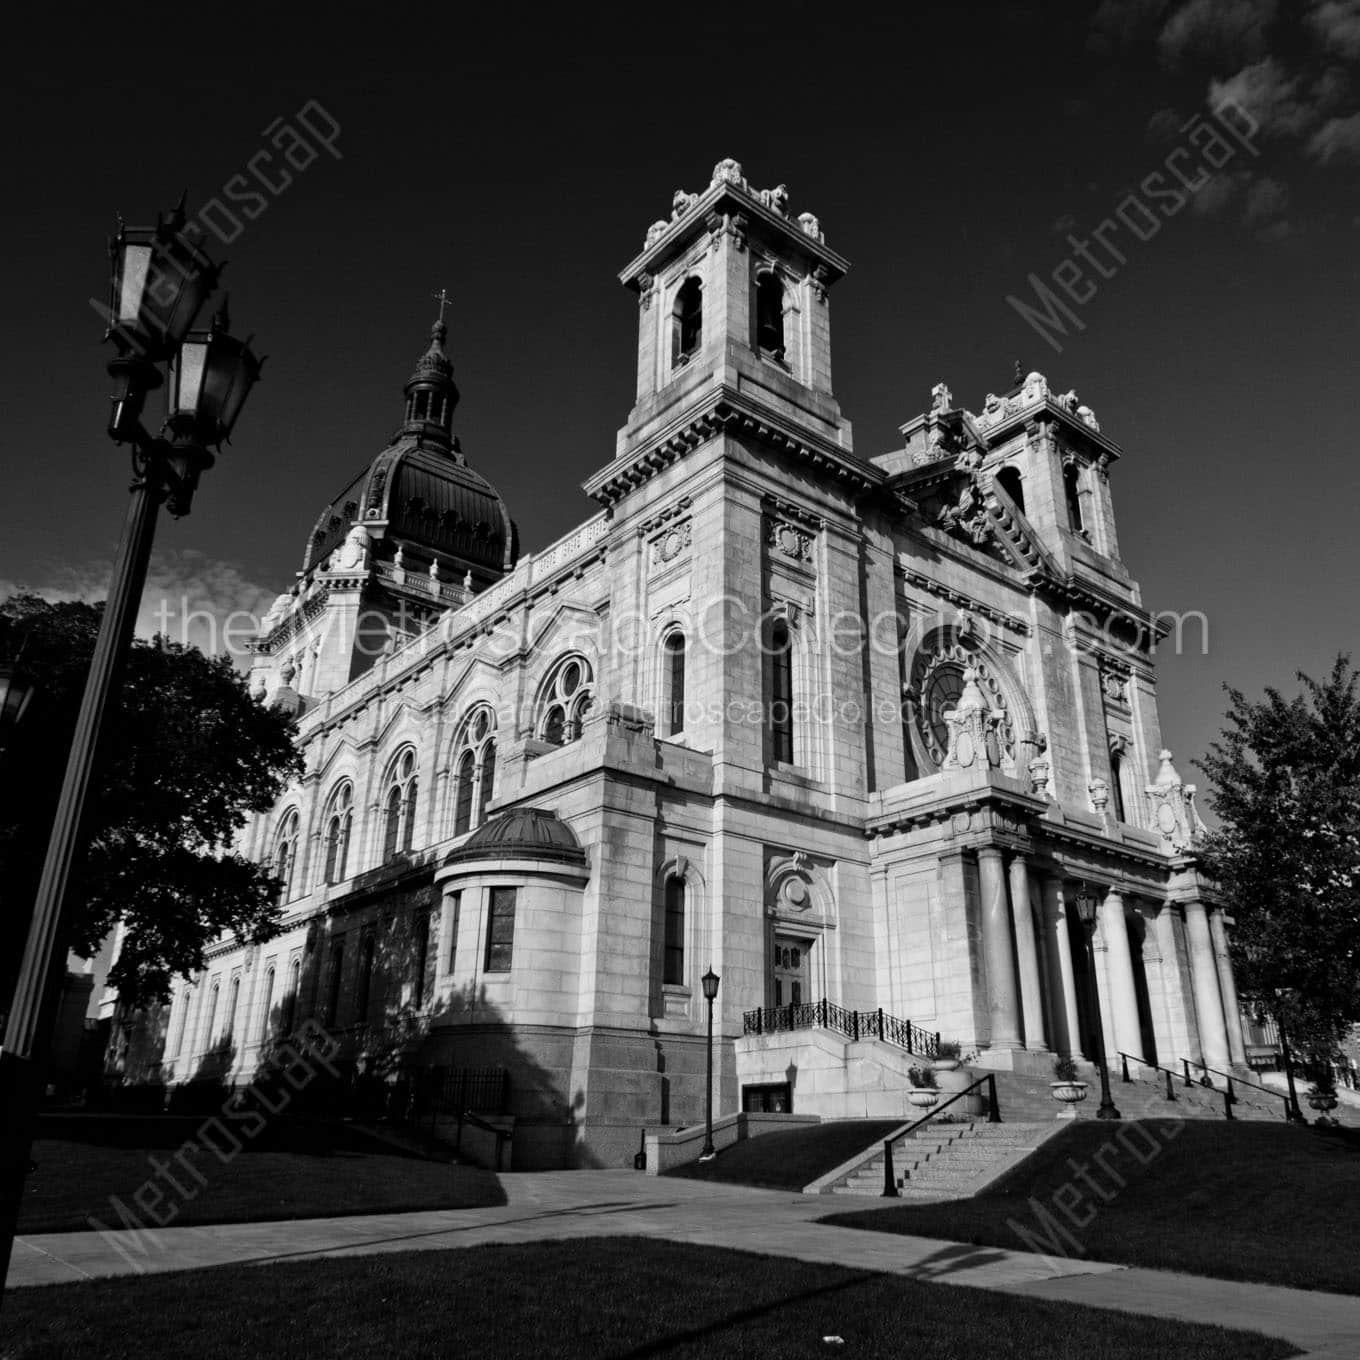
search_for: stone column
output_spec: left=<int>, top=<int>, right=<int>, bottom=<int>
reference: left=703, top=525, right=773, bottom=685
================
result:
left=1042, top=877, right=1083, bottom=1058
left=1208, top=907, right=1247, bottom=1068
left=1009, top=855, right=1047, bottom=1051
left=1184, top=899, right=1231, bottom=1071
left=1029, top=868, right=1057, bottom=1046
left=978, top=846, right=1022, bottom=1048
left=1098, top=889, right=1144, bottom=1062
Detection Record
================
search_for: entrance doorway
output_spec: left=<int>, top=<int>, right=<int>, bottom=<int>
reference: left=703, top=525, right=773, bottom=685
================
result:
left=772, top=934, right=811, bottom=1008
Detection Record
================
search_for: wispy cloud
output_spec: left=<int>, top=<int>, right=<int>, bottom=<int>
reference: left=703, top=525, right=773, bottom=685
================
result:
left=0, top=550, right=275, bottom=665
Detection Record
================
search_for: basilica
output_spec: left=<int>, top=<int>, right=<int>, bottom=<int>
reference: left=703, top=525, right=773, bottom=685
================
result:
left=141, top=158, right=1247, bottom=1167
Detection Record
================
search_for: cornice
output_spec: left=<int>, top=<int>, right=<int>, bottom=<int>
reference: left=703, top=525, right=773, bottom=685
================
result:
left=584, top=389, right=881, bottom=509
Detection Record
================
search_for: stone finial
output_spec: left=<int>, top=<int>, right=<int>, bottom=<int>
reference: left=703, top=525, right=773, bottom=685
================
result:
left=710, top=157, right=746, bottom=187
left=1146, top=749, right=1208, bottom=852
left=429, top=555, right=440, bottom=582
left=1029, top=755, right=1052, bottom=799
left=1089, top=777, right=1110, bottom=814
left=930, top=381, right=953, bottom=414
left=338, top=522, right=370, bottom=571
left=281, top=659, right=296, bottom=688
left=1077, top=404, right=1100, bottom=431
left=758, top=183, right=789, bottom=214
left=645, top=219, right=669, bottom=248
left=671, top=188, right=699, bottom=220
left=463, top=568, right=473, bottom=591
left=797, top=211, right=823, bottom=241
left=250, top=672, right=267, bottom=700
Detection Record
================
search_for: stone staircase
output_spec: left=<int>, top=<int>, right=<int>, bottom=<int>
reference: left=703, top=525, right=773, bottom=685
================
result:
left=988, top=1061, right=1294, bottom=1124
left=815, top=1119, right=1059, bottom=1200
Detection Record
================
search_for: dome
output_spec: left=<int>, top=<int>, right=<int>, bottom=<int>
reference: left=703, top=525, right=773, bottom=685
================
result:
left=301, top=311, right=518, bottom=578
left=442, top=807, right=587, bottom=867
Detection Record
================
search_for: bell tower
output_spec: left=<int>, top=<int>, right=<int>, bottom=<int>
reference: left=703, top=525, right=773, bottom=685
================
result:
left=607, top=158, right=853, bottom=465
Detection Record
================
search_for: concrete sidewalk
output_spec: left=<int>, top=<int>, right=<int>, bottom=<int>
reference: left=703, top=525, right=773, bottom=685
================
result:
left=10, top=1170, right=1359, bottom=1358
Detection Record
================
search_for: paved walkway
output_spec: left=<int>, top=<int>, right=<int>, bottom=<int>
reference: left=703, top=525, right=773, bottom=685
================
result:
left=10, top=1171, right=1360, bottom=1358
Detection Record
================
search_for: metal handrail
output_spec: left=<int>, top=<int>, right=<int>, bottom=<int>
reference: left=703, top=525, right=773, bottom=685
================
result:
left=1117, top=1050, right=1259, bottom=1122
left=742, top=1000, right=940, bottom=1060
left=881, top=1073, right=1000, bottom=1197
left=1187, top=1057, right=1301, bottom=1122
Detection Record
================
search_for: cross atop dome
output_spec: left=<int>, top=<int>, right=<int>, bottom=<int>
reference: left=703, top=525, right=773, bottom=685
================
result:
left=430, top=286, right=452, bottom=325
left=400, top=302, right=460, bottom=451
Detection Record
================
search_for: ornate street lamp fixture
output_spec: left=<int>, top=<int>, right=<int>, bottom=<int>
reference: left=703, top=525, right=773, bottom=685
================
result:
left=0, top=201, right=262, bottom=1302
left=1073, top=884, right=1121, bottom=1121
left=700, top=967, right=721, bottom=1161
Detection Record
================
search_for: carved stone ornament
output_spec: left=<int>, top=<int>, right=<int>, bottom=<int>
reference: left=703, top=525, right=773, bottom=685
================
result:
left=1028, top=754, right=1052, bottom=799
left=910, top=642, right=1016, bottom=769
left=809, top=265, right=831, bottom=302
left=797, top=211, right=823, bottom=242
left=942, top=667, right=1005, bottom=771
left=1102, top=670, right=1128, bottom=702
left=767, top=517, right=813, bottom=563
left=652, top=520, right=693, bottom=567
left=637, top=271, right=654, bottom=310
left=1089, top=777, right=1110, bottom=814
left=930, top=381, right=953, bottom=414
left=1145, top=749, right=1209, bottom=853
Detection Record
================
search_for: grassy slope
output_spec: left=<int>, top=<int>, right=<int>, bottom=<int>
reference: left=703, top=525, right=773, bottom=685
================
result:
left=19, top=1116, right=504, bottom=1233
left=0, top=1238, right=1297, bottom=1360
left=663, top=1120, right=904, bottom=1190
left=823, top=1119, right=1360, bottom=1295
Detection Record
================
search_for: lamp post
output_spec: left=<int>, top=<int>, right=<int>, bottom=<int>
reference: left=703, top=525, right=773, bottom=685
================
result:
left=699, top=967, right=720, bottom=1161
left=1073, top=884, right=1121, bottom=1121
left=1270, top=1003, right=1307, bottom=1125
left=0, top=201, right=262, bottom=1299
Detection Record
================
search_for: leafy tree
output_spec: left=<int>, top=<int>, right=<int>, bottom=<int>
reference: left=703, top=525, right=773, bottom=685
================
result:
left=1196, top=655, right=1360, bottom=1068
left=0, top=594, right=302, bottom=1011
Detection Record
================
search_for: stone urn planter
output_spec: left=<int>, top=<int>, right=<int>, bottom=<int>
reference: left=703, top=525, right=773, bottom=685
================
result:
left=908, top=1088, right=940, bottom=1110
left=1051, top=1081, right=1089, bottom=1115
left=1308, top=1090, right=1339, bottom=1125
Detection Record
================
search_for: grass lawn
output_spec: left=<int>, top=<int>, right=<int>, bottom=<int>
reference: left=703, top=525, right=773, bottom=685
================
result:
left=0, top=1237, right=1297, bottom=1360
left=823, top=1119, right=1360, bottom=1295
left=18, top=1115, right=503, bottom=1234
left=663, top=1120, right=903, bottom=1190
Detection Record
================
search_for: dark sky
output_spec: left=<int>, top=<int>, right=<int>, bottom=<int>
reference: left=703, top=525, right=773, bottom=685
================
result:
left=4, top=1, right=1359, bottom=788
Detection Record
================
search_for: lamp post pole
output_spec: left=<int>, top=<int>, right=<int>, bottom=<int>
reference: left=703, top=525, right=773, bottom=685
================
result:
left=0, top=204, right=260, bottom=1303
left=1075, top=886, right=1121, bottom=1121
left=700, top=968, right=720, bottom=1161
left=1275, top=1010, right=1307, bottom=1125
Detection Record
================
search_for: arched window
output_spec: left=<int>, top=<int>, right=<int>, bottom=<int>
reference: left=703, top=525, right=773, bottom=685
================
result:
left=382, top=748, right=419, bottom=860
left=663, top=631, right=686, bottom=737
left=755, top=272, right=784, bottom=359
left=1064, top=462, right=1085, bottom=534
left=172, top=986, right=191, bottom=1058
left=259, top=966, right=276, bottom=1044
left=325, top=938, right=345, bottom=1026
left=204, top=982, right=220, bottom=1050
left=663, top=875, right=685, bottom=985
left=539, top=656, right=594, bottom=746
left=283, top=957, right=301, bottom=1033
left=997, top=466, right=1025, bottom=517
left=672, top=277, right=702, bottom=365
left=274, top=809, right=300, bottom=903
left=356, top=931, right=376, bottom=1023
left=1110, top=751, right=1127, bottom=822
left=225, top=976, right=240, bottom=1040
left=452, top=706, right=497, bottom=834
left=322, top=782, right=354, bottom=885
left=769, top=617, right=794, bottom=764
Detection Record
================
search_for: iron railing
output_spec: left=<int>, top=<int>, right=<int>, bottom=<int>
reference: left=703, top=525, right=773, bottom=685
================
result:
left=742, top=1000, right=940, bottom=1059
left=1116, top=1051, right=1298, bottom=1123
left=1183, top=1056, right=1301, bottom=1123
left=418, top=1065, right=509, bottom=1118
left=881, top=1073, right=1001, bottom=1197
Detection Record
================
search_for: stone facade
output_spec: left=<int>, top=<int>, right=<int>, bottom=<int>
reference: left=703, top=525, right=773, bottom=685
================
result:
left=138, top=159, right=1246, bottom=1166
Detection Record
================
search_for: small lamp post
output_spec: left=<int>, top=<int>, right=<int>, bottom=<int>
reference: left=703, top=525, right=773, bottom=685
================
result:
left=1073, top=884, right=1121, bottom=1121
left=0, top=201, right=262, bottom=1303
left=699, top=967, right=720, bottom=1161
left=1267, top=998, right=1307, bottom=1125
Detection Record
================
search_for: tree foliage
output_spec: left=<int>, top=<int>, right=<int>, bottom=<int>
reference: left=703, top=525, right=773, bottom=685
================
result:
left=1, top=594, right=302, bottom=1008
left=1196, top=655, right=1360, bottom=1063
